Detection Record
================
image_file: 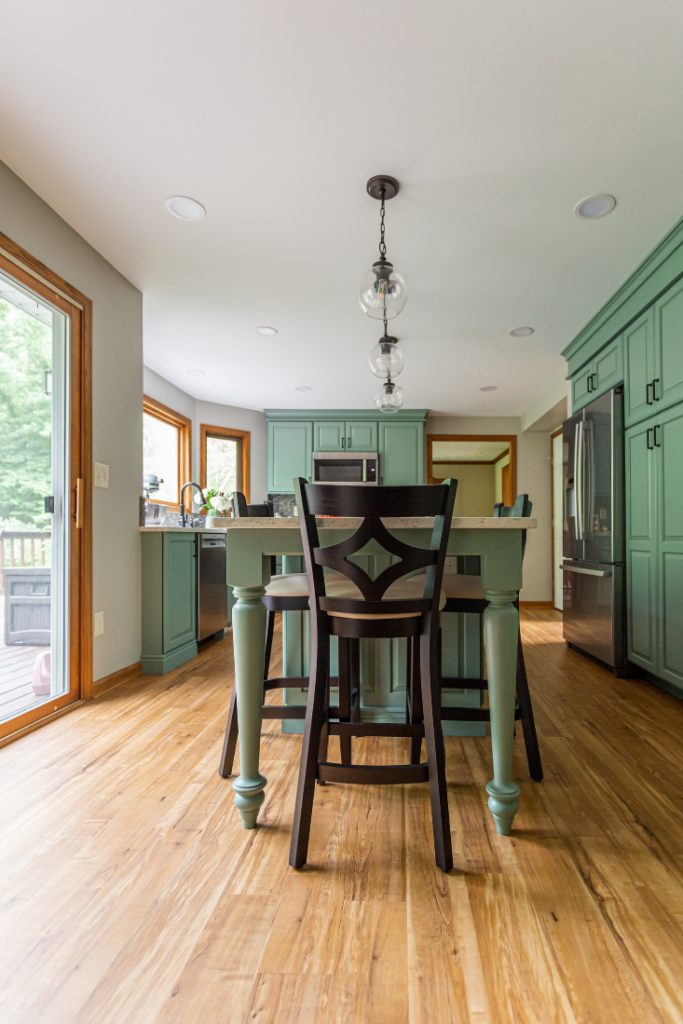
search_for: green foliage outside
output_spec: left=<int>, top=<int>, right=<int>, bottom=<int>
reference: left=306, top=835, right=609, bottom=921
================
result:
left=0, top=298, right=52, bottom=530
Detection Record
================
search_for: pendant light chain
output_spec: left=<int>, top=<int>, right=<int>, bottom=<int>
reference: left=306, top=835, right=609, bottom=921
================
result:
left=379, top=197, right=387, bottom=260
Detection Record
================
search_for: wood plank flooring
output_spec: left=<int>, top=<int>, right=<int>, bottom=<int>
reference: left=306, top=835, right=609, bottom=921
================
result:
left=2, top=610, right=683, bottom=1022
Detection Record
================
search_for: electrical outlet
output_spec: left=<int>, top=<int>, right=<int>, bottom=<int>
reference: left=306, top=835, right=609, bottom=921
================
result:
left=94, top=463, right=109, bottom=488
left=94, top=611, right=105, bottom=637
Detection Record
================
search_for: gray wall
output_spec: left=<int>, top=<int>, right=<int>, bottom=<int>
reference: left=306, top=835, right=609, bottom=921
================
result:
left=143, top=367, right=268, bottom=502
left=426, top=415, right=552, bottom=601
left=0, top=159, right=143, bottom=681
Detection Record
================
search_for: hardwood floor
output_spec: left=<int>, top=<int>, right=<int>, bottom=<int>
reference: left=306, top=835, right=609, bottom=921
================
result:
left=2, top=609, right=683, bottom=1022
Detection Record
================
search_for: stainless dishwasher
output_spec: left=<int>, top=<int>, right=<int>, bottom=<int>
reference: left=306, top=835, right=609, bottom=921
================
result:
left=198, top=534, right=228, bottom=641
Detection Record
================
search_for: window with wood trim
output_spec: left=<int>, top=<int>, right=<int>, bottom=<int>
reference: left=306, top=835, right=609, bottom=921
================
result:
left=143, top=396, right=191, bottom=509
left=200, top=424, right=250, bottom=504
left=427, top=434, right=517, bottom=516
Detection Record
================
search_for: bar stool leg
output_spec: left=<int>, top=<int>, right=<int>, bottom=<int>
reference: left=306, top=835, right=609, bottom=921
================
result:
left=419, top=623, right=453, bottom=873
left=515, top=628, right=543, bottom=781
left=351, top=638, right=361, bottom=723
left=263, top=610, right=275, bottom=680
left=219, top=687, right=239, bottom=778
left=290, top=628, right=331, bottom=869
left=409, top=637, right=423, bottom=764
left=337, top=637, right=352, bottom=765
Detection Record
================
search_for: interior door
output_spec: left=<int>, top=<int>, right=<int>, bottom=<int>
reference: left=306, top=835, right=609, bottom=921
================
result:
left=0, top=241, right=91, bottom=739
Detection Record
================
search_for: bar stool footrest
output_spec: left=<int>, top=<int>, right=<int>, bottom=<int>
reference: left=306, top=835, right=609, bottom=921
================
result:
left=317, top=762, right=430, bottom=785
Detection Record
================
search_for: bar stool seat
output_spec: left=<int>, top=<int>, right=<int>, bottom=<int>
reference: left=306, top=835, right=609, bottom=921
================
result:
left=324, top=575, right=447, bottom=618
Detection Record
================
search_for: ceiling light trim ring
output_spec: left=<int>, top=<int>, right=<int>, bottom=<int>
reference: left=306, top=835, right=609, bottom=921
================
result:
left=574, top=194, right=616, bottom=219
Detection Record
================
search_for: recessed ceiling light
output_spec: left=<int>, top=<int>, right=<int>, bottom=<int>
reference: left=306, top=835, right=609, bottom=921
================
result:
left=165, top=196, right=206, bottom=221
left=479, top=385, right=497, bottom=392
left=256, top=326, right=278, bottom=336
left=295, top=385, right=311, bottom=392
left=187, top=369, right=205, bottom=377
left=509, top=326, right=534, bottom=337
left=574, top=194, right=616, bottom=219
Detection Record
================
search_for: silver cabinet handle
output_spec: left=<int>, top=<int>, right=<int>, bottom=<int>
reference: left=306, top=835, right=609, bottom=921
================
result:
left=563, top=564, right=612, bottom=577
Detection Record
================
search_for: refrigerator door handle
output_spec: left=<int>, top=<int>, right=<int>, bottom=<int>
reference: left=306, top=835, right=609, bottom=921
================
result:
left=584, top=421, right=594, bottom=538
left=563, top=564, right=612, bottom=578
left=574, top=421, right=583, bottom=540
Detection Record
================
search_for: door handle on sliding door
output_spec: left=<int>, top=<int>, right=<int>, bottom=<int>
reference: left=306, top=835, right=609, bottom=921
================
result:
left=74, top=478, right=84, bottom=528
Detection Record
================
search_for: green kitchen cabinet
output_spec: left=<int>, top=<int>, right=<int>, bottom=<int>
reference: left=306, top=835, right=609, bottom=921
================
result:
left=347, top=420, right=378, bottom=451
left=268, top=420, right=313, bottom=491
left=379, top=421, right=423, bottom=485
left=572, top=337, right=623, bottom=413
left=142, top=531, right=197, bottom=674
left=313, top=420, right=345, bottom=452
left=625, top=417, right=658, bottom=673
left=654, top=278, right=683, bottom=413
left=313, top=419, right=378, bottom=452
left=624, top=310, right=656, bottom=426
left=626, top=404, right=683, bottom=691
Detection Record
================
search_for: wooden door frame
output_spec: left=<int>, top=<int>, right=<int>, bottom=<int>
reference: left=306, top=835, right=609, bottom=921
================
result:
left=550, top=426, right=563, bottom=607
left=427, top=434, right=517, bottom=500
left=0, top=229, right=92, bottom=737
left=200, top=424, right=251, bottom=503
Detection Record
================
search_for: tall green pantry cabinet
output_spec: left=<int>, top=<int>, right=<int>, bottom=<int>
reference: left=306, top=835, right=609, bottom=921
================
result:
left=563, top=213, right=683, bottom=698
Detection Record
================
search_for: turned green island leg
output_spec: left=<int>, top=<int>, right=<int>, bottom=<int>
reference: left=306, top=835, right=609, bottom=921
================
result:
left=231, top=585, right=268, bottom=828
left=483, top=590, right=521, bottom=835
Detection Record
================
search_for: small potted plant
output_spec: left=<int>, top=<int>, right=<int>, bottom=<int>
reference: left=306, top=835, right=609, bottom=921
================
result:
left=200, top=489, right=231, bottom=528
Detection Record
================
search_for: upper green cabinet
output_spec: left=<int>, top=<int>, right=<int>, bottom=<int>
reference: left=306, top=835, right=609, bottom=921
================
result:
left=268, top=421, right=313, bottom=491
left=379, top=422, right=423, bottom=485
left=655, top=278, right=683, bottom=412
left=572, top=336, right=623, bottom=412
left=624, top=311, right=656, bottom=426
left=313, top=419, right=378, bottom=452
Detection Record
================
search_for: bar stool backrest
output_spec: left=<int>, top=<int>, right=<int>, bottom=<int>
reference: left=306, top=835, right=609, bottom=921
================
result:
left=493, top=493, right=532, bottom=559
left=294, top=479, right=458, bottom=619
left=231, top=492, right=274, bottom=518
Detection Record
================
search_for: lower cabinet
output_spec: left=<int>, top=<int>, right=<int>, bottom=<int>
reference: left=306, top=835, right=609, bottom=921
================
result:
left=626, top=406, right=683, bottom=691
left=142, top=532, right=198, bottom=674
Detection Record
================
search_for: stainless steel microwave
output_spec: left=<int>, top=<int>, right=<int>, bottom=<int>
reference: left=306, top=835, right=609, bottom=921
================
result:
left=312, top=451, right=378, bottom=485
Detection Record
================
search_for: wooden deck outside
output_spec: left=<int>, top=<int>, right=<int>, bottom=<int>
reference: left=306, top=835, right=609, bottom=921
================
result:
left=1, top=609, right=683, bottom=1022
left=0, top=597, right=45, bottom=723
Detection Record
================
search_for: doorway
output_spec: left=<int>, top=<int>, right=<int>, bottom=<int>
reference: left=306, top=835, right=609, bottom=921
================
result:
left=427, top=435, right=517, bottom=515
left=0, top=234, right=91, bottom=740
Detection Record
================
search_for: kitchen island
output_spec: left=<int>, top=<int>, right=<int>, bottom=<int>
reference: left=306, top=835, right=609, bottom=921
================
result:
left=223, top=515, right=536, bottom=839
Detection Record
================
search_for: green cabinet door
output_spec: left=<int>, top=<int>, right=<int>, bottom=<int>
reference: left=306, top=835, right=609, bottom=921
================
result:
left=655, top=278, right=683, bottom=412
left=268, top=421, right=313, bottom=491
left=347, top=420, right=378, bottom=451
left=656, top=404, right=683, bottom=689
left=625, top=310, right=656, bottom=426
left=572, top=363, right=594, bottom=412
left=594, top=337, right=623, bottom=395
left=625, top=418, right=658, bottom=672
left=379, top=422, right=423, bottom=485
left=162, top=533, right=197, bottom=652
left=313, top=420, right=345, bottom=452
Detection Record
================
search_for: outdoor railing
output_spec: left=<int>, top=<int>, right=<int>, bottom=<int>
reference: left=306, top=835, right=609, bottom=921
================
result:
left=0, top=530, right=52, bottom=594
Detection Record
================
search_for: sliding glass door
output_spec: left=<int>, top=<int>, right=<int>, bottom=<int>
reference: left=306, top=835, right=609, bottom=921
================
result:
left=0, top=239, right=91, bottom=739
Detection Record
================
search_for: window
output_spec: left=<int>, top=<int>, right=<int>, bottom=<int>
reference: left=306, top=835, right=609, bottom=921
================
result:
left=143, top=396, right=191, bottom=509
left=200, top=424, right=250, bottom=503
left=427, top=434, right=517, bottom=516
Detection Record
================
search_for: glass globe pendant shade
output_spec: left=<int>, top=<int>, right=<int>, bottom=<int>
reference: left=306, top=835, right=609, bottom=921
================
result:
left=369, top=337, right=404, bottom=379
left=359, top=259, right=407, bottom=320
left=375, top=379, right=404, bottom=414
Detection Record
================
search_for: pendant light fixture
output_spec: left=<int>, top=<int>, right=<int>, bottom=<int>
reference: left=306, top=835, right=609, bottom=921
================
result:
left=359, top=176, right=407, bottom=320
left=361, top=175, right=408, bottom=412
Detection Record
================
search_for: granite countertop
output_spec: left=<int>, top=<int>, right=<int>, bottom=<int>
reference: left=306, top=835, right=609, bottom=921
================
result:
left=219, top=516, right=537, bottom=530
left=139, top=526, right=228, bottom=533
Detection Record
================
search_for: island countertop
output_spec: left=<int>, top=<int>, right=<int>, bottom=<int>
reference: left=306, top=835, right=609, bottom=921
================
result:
left=139, top=526, right=228, bottom=533
left=220, top=516, right=536, bottom=530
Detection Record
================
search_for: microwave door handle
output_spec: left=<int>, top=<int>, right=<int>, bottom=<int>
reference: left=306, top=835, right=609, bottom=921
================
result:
left=574, top=421, right=583, bottom=540
left=362, top=459, right=367, bottom=483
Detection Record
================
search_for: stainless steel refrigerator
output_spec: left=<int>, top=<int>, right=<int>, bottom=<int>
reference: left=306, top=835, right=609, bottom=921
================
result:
left=562, top=386, right=627, bottom=672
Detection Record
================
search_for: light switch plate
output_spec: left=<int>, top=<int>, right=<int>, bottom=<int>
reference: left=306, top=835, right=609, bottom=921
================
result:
left=94, top=611, right=105, bottom=637
left=94, top=463, right=109, bottom=488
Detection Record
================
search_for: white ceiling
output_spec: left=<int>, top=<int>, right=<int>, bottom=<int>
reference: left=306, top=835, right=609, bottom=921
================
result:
left=2, top=2, right=683, bottom=415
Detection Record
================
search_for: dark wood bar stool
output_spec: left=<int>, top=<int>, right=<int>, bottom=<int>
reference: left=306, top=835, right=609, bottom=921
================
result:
left=434, top=493, right=543, bottom=781
left=219, top=492, right=357, bottom=777
left=290, top=477, right=458, bottom=873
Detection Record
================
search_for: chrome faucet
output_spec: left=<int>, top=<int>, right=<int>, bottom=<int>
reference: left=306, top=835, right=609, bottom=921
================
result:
left=179, top=482, right=206, bottom=527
